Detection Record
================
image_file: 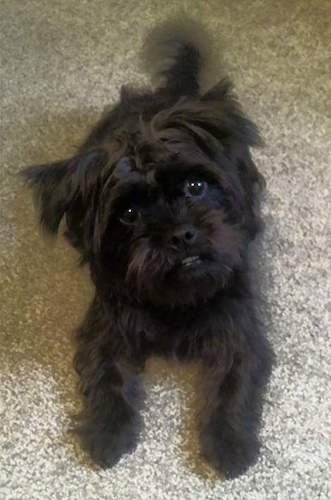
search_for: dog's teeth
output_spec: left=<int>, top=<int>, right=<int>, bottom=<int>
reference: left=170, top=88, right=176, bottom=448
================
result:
left=181, top=256, right=200, bottom=265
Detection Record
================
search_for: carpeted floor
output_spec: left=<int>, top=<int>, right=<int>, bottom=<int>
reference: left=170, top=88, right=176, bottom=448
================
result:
left=1, top=1, right=330, bottom=498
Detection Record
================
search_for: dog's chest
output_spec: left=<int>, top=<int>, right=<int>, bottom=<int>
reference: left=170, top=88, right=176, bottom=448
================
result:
left=126, top=304, right=222, bottom=360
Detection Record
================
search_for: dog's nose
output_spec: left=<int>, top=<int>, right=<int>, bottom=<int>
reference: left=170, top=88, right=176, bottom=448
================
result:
left=170, top=225, right=197, bottom=246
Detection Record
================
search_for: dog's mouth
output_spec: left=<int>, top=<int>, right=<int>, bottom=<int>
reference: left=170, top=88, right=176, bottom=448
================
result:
left=180, top=255, right=202, bottom=268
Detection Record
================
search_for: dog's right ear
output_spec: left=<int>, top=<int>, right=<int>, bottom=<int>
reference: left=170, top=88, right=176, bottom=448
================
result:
left=22, top=149, right=108, bottom=249
left=23, top=158, right=73, bottom=234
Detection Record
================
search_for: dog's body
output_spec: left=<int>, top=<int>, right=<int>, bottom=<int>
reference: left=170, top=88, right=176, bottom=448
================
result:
left=24, top=20, right=273, bottom=478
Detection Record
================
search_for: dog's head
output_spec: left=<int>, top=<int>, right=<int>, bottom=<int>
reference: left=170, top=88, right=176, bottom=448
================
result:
left=24, top=82, right=263, bottom=307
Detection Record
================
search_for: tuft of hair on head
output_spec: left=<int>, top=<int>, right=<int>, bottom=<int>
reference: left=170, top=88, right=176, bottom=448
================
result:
left=142, top=16, right=214, bottom=97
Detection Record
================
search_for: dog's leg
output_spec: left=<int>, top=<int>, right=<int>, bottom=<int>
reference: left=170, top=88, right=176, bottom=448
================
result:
left=200, top=326, right=272, bottom=478
left=73, top=298, right=142, bottom=467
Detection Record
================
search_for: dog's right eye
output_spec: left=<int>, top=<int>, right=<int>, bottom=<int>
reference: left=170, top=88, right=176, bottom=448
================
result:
left=119, top=207, right=140, bottom=225
left=184, top=179, right=208, bottom=198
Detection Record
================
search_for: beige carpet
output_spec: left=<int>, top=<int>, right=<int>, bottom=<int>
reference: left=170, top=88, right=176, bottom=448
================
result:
left=1, top=0, right=330, bottom=498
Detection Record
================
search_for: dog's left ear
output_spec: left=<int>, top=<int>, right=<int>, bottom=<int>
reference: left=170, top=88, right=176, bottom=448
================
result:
left=22, top=148, right=108, bottom=256
left=225, top=141, right=265, bottom=237
left=201, top=82, right=265, bottom=237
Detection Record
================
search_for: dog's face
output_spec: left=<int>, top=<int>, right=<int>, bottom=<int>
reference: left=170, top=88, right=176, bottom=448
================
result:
left=25, top=86, right=263, bottom=307
left=100, top=146, right=246, bottom=307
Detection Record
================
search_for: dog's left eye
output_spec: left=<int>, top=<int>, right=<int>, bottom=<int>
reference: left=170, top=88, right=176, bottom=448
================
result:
left=119, top=207, right=140, bottom=225
left=184, top=179, right=207, bottom=197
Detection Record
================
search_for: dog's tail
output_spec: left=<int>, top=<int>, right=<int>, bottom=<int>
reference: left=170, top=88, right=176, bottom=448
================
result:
left=142, top=17, right=212, bottom=97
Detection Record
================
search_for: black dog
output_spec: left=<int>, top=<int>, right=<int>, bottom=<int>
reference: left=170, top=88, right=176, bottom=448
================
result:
left=24, top=19, right=273, bottom=478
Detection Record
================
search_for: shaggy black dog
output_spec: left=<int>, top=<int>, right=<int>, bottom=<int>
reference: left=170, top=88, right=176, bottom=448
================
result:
left=24, top=19, right=273, bottom=478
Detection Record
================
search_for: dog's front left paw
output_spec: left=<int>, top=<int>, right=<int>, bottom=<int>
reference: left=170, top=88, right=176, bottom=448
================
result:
left=200, top=422, right=260, bottom=478
left=76, top=414, right=141, bottom=468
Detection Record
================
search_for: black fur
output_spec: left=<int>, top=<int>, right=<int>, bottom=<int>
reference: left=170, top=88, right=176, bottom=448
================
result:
left=23, top=19, right=273, bottom=478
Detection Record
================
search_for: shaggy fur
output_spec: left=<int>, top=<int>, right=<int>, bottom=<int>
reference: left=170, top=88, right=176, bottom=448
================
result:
left=23, top=19, right=273, bottom=478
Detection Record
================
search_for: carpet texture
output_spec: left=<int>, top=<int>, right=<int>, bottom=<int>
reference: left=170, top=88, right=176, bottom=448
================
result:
left=1, top=1, right=330, bottom=498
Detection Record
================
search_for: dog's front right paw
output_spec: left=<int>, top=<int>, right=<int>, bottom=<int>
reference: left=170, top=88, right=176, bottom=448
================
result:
left=76, top=414, right=140, bottom=467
